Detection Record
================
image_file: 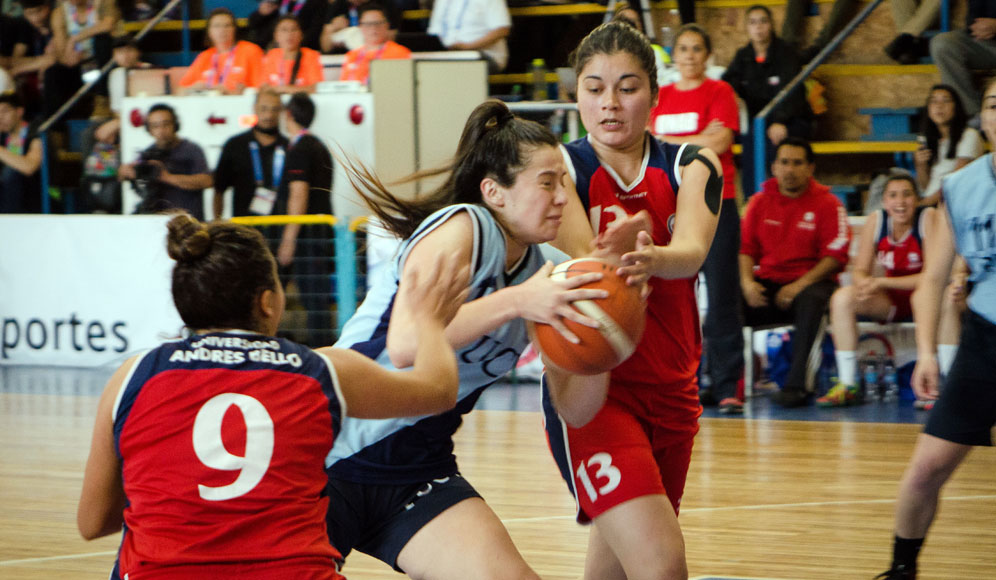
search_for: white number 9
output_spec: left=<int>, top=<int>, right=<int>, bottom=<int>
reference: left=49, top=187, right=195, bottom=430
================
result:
left=192, top=393, right=274, bottom=501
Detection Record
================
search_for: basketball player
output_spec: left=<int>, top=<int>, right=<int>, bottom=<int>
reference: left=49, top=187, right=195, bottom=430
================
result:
left=542, top=21, right=723, bottom=580
left=876, top=78, right=996, bottom=580
left=326, top=99, right=641, bottom=579
left=77, top=213, right=469, bottom=579
left=821, top=174, right=936, bottom=406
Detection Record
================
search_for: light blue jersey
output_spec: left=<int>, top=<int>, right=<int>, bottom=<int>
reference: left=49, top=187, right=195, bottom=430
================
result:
left=942, top=154, right=996, bottom=325
left=329, top=204, right=556, bottom=484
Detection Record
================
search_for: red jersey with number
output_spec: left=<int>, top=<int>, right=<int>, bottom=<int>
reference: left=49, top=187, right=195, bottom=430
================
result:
left=112, top=331, right=344, bottom=579
left=649, top=78, right=740, bottom=200
left=563, top=136, right=701, bottom=420
left=740, top=177, right=851, bottom=284
left=873, top=207, right=926, bottom=278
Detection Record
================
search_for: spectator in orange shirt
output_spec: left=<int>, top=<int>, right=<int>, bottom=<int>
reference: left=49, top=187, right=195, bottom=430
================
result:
left=180, top=8, right=264, bottom=95
left=262, top=15, right=324, bottom=92
left=339, top=3, right=410, bottom=84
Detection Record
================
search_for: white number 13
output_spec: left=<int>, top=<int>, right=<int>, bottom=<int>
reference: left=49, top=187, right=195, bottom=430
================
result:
left=192, top=393, right=274, bottom=501
left=575, top=452, right=621, bottom=503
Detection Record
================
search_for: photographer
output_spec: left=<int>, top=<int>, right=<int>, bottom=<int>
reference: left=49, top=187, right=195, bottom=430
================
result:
left=118, top=103, right=212, bottom=218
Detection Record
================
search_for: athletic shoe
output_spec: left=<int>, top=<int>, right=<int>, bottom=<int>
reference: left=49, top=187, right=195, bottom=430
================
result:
left=913, top=399, right=935, bottom=411
left=771, top=388, right=809, bottom=408
left=874, top=563, right=916, bottom=579
left=718, top=397, right=744, bottom=415
left=816, top=380, right=859, bottom=407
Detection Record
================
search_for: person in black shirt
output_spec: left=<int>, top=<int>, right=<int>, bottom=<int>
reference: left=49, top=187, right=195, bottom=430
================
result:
left=0, top=91, right=43, bottom=213
left=278, top=91, right=334, bottom=346
left=213, top=87, right=289, bottom=218
left=248, top=0, right=328, bottom=51
left=722, top=4, right=813, bottom=197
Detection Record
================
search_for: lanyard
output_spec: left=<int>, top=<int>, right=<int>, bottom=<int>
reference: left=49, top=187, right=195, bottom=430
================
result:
left=5, top=123, right=29, bottom=156
left=208, top=48, right=237, bottom=87
left=280, top=0, right=306, bottom=15
left=279, top=50, right=302, bottom=85
left=249, top=141, right=286, bottom=188
left=359, top=44, right=388, bottom=63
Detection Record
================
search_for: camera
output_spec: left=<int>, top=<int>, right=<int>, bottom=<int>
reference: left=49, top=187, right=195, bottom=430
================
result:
left=134, top=161, right=162, bottom=181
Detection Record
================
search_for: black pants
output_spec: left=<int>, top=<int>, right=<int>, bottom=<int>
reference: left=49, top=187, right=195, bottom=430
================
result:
left=702, top=198, right=743, bottom=400
left=743, top=278, right=836, bottom=392
left=277, top=224, right=334, bottom=348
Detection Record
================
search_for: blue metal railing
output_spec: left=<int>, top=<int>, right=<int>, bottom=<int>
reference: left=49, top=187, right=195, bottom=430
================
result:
left=751, top=0, right=890, bottom=194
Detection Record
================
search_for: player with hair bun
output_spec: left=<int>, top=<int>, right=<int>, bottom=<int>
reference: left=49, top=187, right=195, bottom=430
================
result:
left=78, top=213, right=468, bottom=580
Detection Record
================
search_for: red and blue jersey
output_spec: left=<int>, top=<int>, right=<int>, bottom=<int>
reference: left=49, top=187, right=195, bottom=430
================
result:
left=873, top=207, right=926, bottom=278
left=563, top=135, right=701, bottom=395
left=111, top=331, right=345, bottom=579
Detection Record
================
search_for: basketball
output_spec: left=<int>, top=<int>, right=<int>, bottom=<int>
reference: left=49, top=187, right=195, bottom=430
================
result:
left=532, top=258, right=646, bottom=375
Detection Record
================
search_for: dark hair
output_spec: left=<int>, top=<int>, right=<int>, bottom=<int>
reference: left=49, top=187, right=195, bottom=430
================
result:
left=921, top=84, right=968, bottom=162
left=745, top=4, right=773, bottom=23
left=611, top=2, right=644, bottom=34
left=341, top=99, right=559, bottom=240
left=167, top=214, right=278, bottom=332
left=357, top=2, right=388, bottom=20
left=113, top=35, right=139, bottom=50
left=0, top=91, right=23, bottom=109
left=147, top=103, right=179, bottom=131
left=19, top=0, right=49, bottom=9
left=570, top=20, right=659, bottom=97
left=883, top=172, right=920, bottom=197
left=774, top=136, right=815, bottom=163
left=287, top=92, right=315, bottom=128
left=674, top=23, right=711, bottom=55
left=205, top=8, right=238, bottom=48
left=275, top=14, right=302, bottom=30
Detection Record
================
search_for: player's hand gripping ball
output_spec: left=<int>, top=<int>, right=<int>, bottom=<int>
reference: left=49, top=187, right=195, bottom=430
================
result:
left=533, top=258, right=646, bottom=375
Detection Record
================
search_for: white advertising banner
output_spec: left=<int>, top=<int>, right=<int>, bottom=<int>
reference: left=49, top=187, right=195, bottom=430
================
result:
left=0, top=215, right=184, bottom=367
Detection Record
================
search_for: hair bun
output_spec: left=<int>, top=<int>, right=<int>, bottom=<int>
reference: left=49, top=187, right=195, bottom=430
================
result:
left=166, top=213, right=212, bottom=263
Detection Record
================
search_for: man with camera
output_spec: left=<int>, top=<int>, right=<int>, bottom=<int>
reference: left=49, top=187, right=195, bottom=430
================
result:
left=118, top=103, right=212, bottom=218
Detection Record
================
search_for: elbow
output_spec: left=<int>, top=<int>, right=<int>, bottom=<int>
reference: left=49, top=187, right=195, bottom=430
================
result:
left=77, top=512, right=113, bottom=541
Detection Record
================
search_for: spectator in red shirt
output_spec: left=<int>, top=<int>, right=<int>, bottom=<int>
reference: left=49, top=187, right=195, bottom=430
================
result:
left=739, top=137, right=851, bottom=407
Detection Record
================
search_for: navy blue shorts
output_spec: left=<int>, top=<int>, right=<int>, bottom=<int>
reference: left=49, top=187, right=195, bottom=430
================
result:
left=924, top=310, right=996, bottom=446
left=326, top=473, right=481, bottom=572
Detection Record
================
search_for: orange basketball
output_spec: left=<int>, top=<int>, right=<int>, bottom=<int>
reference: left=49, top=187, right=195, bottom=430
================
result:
left=532, top=258, right=646, bottom=375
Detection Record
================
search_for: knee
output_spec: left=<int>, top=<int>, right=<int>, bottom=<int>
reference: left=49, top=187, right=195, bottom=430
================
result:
left=905, top=456, right=954, bottom=495
left=929, top=31, right=960, bottom=60
left=829, top=286, right=855, bottom=317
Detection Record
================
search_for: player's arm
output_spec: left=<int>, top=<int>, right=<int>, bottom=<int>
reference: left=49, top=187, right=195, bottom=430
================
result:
left=319, top=251, right=469, bottom=417
left=617, top=146, right=721, bottom=282
left=551, top=173, right=595, bottom=258
left=911, top=203, right=957, bottom=399
left=386, top=213, right=606, bottom=367
left=534, top=337, right=609, bottom=427
left=850, top=211, right=880, bottom=287
left=78, top=357, right=137, bottom=540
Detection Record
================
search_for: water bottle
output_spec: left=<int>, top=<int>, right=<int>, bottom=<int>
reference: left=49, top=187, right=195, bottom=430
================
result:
left=863, top=353, right=880, bottom=401
left=531, top=58, right=548, bottom=101
left=882, top=359, right=899, bottom=402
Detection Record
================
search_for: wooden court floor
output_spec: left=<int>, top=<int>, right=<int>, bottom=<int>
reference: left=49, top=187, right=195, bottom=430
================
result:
left=1, top=388, right=994, bottom=579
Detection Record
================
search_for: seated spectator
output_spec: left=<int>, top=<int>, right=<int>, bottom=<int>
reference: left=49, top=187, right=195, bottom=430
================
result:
left=821, top=175, right=936, bottom=405
left=915, top=84, right=984, bottom=206
left=262, top=16, right=324, bottom=91
left=339, top=4, right=411, bottom=84
left=7, top=0, right=55, bottom=119
left=425, top=0, right=511, bottom=72
left=248, top=0, right=327, bottom=50
left=0, top=91, right=43, bottom=213
left=321, top=0, right=400, bottom=54
left=118, top=103, right=213, bottom=218
left=48, top=0, right=119, bottom=117
left=783, top=0, right=859, bottom=61
left=722, top=4, right=812, bottom=197
left=930, top=1, right=996, bottom=124
left=180, top=8, right=264, bottom=95
left=884, top=0, right=940, bottom=64
left=740, top=138, right=851, bottom=408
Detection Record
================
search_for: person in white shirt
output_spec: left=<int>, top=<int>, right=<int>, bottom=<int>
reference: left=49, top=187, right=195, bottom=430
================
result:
left=916, top=84, right=985, bottom=206
left=427, top=0, right=511, bottom=72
